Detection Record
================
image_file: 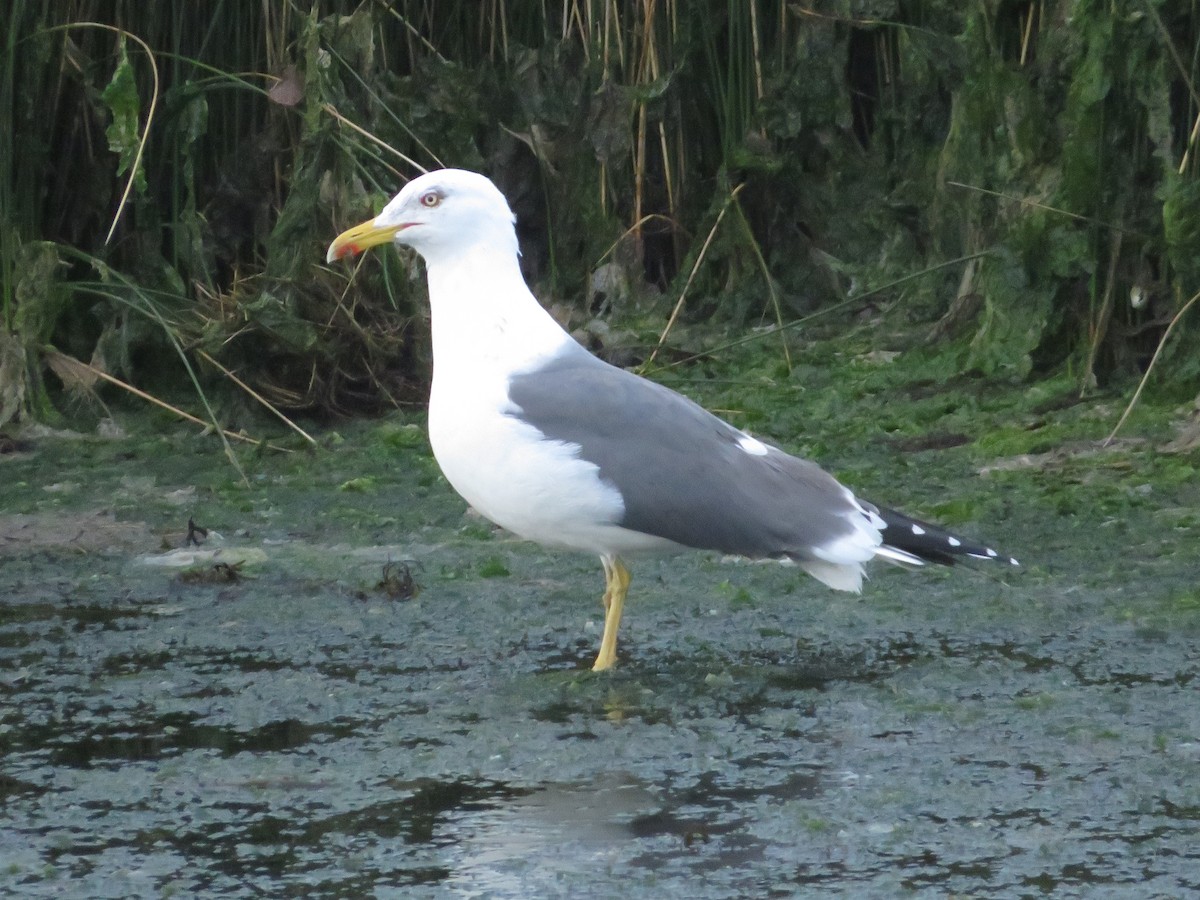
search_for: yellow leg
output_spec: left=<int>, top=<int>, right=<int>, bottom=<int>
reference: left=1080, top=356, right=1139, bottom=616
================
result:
left=592, top=556, right=631, bottom=672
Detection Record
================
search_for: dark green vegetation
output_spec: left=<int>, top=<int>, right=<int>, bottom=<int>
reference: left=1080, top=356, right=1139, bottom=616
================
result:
left=2, top=0, right=1199, bottom=436
left=0, top=345, right=1198, bottom=894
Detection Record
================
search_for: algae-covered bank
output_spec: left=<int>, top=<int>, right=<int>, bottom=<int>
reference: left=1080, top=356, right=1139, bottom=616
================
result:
left=1, top=363, right=1199, bottom=897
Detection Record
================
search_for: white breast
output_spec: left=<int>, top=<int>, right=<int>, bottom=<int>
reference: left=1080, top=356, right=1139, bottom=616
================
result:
left=422, top=246, right=682, bottom=557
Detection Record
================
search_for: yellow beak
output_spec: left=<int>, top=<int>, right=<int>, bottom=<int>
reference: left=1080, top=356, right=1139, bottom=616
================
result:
left=325, top=218, right=406, bottom=264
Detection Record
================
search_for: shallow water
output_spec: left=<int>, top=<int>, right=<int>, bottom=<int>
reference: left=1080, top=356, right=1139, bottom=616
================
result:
left=1, top=420, right=1198, bottom=897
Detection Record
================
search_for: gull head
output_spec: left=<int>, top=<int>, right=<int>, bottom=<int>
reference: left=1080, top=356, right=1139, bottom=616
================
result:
left=326, top=169, right=518, bottom=266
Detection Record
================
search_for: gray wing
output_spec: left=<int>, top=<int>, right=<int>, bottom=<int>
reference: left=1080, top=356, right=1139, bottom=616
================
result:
left=506, top=348, right=864, bottom=560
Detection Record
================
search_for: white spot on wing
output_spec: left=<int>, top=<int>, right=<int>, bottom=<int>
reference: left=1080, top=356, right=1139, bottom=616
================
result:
left=948, top=536, right=961, bottom=547
left=736, top=433, right=769, bottom=456
left=911, top=524, right=925, bottom=536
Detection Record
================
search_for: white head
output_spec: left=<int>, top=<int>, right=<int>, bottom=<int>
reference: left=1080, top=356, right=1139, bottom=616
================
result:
left=326, top=169, right=518, bottom=266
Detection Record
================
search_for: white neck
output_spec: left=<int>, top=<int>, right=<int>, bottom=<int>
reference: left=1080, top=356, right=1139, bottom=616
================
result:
left=424, top=243, right=574, bottom=380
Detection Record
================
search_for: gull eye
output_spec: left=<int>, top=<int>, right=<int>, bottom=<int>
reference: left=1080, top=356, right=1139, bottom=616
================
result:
left=420, top=191, right=442, bottom=208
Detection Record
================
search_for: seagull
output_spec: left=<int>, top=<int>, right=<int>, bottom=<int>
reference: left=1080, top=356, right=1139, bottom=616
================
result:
left=327, top=169, right=1017, bottom=671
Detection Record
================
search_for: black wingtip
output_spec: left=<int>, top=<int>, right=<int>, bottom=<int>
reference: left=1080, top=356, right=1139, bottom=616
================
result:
left=873, top=505, right=1018, bottom=568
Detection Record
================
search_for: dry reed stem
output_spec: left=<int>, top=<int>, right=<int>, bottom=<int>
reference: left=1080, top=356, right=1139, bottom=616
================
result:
left=1019, top=2, right=1036, bottom=67
left=1178, top=109, right=1200, bottom=175
left=45, top=350, right=291, bottom=452
left=382, top=5, right=446, bottom=61
left=1106, top=289, right=1200, bottom=445
left=749, top=0, right=764, bottom=103
left=646, top=183, right=745, bottom=366
left=45, top=24, right=160, bottom=247
left=321, top=102, right=432, bottom=173
left=945, top=181, right=1145, bottom=236
left=1081, top=227, right=1124, bottom=396
left=647, top=250, right=995, bottom=372
left=731, top=194, right=791, bottom=371
left=1141, top=0, right=1200, bottom=174
left=593, top=213, right=678, bottom=267
left=197, top=350, right=317, bottom=446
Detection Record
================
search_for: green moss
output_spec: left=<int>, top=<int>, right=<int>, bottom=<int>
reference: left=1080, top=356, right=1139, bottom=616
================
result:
left=477, top=556, right=511, bottom=578
left=458, top=522, right=496, bottom=542
left=801, top=817, right=831, bottom=834
left=373, top=421, right=429, bottom=452
left=1014, top=692, right=1057, bottom=711
left=717, top=580, right=756, bottom=608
